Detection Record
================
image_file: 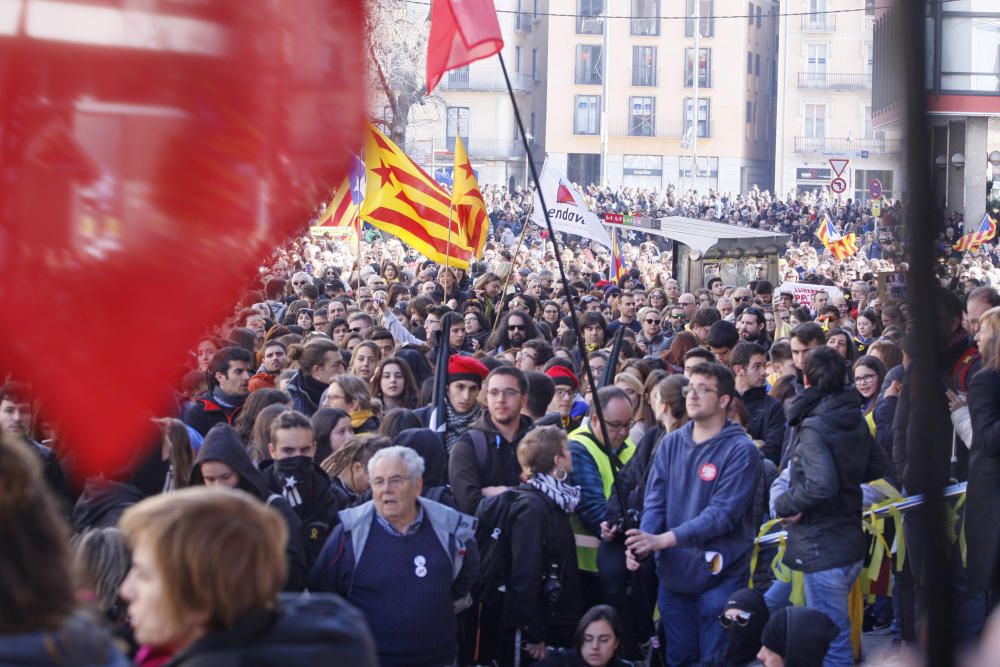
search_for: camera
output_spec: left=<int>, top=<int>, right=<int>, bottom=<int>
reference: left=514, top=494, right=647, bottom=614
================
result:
left=613, top=508, right=640, bottom=536
left=542, top=563, right=562, bottom=605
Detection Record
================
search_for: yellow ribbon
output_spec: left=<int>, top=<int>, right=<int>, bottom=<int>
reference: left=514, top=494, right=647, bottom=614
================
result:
left=748, top=518, right=784, bottom=589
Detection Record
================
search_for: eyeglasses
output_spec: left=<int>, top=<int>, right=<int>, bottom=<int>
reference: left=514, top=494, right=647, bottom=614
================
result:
left=682, top=385, right=720, bottom=398
left=292, top=281, right=307, bottom=286
left=487, top=388, right=522, bottom=399
left=508, top=324, right=526, bottom=331
left=719, top=611, right=753, bottom=629
left=516, top=352, right=537, bottom=362
left=733, top=296, right=750, bottom=302
left=854, top=374, right=878, bottom=384
left=645, top=319, right=661, bottom=325
left=679, top=301, right=695, bottom=307
left=604, top=420, right=634, bottom=432
left=669, top=313, right=685, bottom=319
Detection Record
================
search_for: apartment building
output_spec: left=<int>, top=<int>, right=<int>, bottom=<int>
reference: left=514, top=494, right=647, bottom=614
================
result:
left=774, top=0, right=903, bottom=202
left=397, top=0, right=548, bottom=188
left=873, top=0, right=999, bottom=227
left=542, top=0, right=778, bottom=194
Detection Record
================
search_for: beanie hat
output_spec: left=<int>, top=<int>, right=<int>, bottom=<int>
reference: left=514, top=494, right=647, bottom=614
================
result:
left=447, top=354, right=489, bottom=386
left=761, top=607, right=838, bottom=667
left=546, top=365, right=579, bottom=390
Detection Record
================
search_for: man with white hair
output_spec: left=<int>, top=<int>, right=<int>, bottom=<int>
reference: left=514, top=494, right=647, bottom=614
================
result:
left=311, top=445, right=479, bottom=667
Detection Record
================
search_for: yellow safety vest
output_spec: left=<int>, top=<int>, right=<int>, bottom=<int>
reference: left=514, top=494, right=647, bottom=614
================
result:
left=568, top=424, right=636, bottom=573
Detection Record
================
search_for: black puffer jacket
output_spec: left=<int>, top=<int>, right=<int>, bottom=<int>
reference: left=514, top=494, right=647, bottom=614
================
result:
left=774, top=388, right=890, bottom=572
left=503, top=485, right=583, bottom=644
left=164, top=594, right=377, bottom=667
left=739, top=385, right=786, bottom=466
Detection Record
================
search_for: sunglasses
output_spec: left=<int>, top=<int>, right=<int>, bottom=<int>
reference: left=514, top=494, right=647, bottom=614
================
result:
left=733, top=296, right=750, bottom=302
left=645, top=319, right=661, bottom=325
left=719, top=611, right=753, bottom=628
left=508, top=324, right=526, bottom=331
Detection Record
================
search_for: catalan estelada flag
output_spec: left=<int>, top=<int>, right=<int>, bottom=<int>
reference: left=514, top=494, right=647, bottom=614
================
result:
left=452, top=136, right=488, bottom=257
left=954, top=212, right=997, bottom=252
left=610, top=226, right=626, bottom=282
left=816, top=214, right=858, bottom=261
left=317, top=155, right=364, bottom=228
left=360, top=123, right=473, bottom=268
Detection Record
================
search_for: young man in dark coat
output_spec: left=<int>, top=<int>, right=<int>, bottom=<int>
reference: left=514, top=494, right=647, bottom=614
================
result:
left=259, top=410, right=343, bottom=568
left=184, top=346, right=253, bottom=435
left=730, top=342, right=786, bottom=466
left=766, top=347, right=889, bottom=667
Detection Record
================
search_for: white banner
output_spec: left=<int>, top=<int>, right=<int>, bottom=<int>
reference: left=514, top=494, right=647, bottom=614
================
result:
left=778, top=282, right=843, bottom=304
left=531, top=159, right=611, bottom=249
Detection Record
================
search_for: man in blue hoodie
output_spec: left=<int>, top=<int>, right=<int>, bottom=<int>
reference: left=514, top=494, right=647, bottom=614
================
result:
left=625, top=362, right=762, bottom=666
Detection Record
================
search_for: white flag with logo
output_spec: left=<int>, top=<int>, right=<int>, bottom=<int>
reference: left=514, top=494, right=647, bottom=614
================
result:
left=530, top=159, right=612, bottom=249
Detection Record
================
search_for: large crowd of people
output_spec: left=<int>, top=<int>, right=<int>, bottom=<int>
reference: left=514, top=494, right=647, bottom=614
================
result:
left=4, top=182, right=1000, bottom=667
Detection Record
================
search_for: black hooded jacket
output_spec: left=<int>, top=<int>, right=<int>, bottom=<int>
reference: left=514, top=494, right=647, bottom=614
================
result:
left=259, top=457, right=342, bottom=569
left=738, top=385, right=786, bottom=466
left=190, top=425, right=308, bottom=591
left=393, top=428, right=456, bottom=508
left=774, top=388, right=890, bottom=572
left=163, top=593, right=377, bottom=667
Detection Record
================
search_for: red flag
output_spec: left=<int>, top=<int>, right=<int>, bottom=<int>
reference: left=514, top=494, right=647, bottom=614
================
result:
left=426, top=0, right=504, bottom=93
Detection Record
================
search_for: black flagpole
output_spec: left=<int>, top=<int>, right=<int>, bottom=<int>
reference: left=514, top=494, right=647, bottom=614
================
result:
left=497, top=52, right=630, bottom=524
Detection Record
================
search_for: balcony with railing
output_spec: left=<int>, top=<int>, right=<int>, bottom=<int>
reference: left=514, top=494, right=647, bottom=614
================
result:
left=630, top=17, right=659, bottom=35
left=608, top=117, right=717, bottom=139
left=797, top=72, right=872, bottom=90
left=800, top=13, right=836, bottom=32
left=793, top=136, right=902, bottom=156
left=439, top=69, right=536, bottom=93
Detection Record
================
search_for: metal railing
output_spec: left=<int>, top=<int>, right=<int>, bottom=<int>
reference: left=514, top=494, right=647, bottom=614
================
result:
left=797, top=72, right=872, bottom=90
left=800, top=13, right=836, bottom=31
left=577, top=15, right=604, bottom=34
left=607, top=117, right=693, bottom=139
left=630, top=17, right=659, bottom=35
left=439, top=70, right=536, bottom=93
left=793, top=136, right=902, bottom=155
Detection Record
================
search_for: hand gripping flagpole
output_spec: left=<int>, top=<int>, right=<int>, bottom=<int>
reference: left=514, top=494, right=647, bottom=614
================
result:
left=497, top=52, right=629, bottom=525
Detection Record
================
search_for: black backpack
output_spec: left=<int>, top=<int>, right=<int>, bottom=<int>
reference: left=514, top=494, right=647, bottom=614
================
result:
left=471, top=488, right=522, bottom=606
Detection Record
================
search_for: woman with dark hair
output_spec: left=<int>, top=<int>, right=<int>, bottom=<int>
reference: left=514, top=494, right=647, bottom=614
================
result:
left=0, top=438, right=129, bottom=666
left=296, top=308, right=315, bottom=333
left=193, top=336, right=222, bottom=374
left=311, top=407, right=352, bottom=465
left=464, top=310, right=491, bottom=351
left=788, top=307, right=813, bottom=328
left=234, top=388, right=291, bottom=448
left=395, top=346, right=434, bottom=388
left=662, top=331, right=699, bottom=374
left=853, top=355, right=887, bottom=436
left=377, top=408, right=424, bottom=439
left=371, top=356, right=419, bottom=410
left=826, top=328, right=858, bottom=362
left=387, top=283, right=409, bottom=308
left=537, top=605, right=634, bottom=667
left=381, top=260, right=401, bottom=284
left=853, top=308, right=882, bottom=354
left=558, top=316, right=579, bottom=350
left=541, top=300, right=563, bottom=329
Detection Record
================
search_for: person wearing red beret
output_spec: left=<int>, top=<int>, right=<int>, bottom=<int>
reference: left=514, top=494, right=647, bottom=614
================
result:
left=414, top=354, right=488, bottom=452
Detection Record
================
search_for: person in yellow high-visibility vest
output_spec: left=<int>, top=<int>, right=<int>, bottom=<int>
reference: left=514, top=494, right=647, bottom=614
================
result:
left=567, top=386, right=636, bottom=594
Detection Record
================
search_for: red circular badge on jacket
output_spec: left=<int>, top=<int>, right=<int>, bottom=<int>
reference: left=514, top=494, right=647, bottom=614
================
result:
left=699, top=463, right=718, bottom=482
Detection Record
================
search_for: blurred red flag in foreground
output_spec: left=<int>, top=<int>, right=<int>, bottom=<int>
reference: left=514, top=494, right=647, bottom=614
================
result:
left=426, top=0, right=504, bottom=93
left=0, top=1, right=364, bottom=478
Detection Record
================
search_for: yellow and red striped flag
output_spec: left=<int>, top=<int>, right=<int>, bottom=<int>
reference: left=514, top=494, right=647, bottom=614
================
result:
left=954, top=213, right=997, bottom=252
left=815, top=213, right=858, bottom=261
left=317, top=155, right=364, bottom=229
left=452, top=135, right=488, bottom=257
left=360, top=123, right=473, bottom=269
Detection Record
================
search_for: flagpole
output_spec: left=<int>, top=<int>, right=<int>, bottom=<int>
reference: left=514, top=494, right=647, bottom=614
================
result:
left=489, top=218, right=530, bottom=337
left=497, top=52, right=626, bottom=516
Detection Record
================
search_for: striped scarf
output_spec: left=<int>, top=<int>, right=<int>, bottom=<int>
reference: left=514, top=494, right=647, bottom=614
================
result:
left=445, top=401, right=483, bottom=452
left=528, top=472, right=581, bottom=514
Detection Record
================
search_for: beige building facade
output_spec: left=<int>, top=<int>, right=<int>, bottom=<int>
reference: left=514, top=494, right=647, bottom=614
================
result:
left=774, top=0, right=903, bottom=203
left=542, top=0, right=778, bottom=194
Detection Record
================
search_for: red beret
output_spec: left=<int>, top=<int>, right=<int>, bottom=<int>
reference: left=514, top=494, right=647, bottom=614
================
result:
left=546, top=365, right=579, bottom=390
left=447, top=354, right=489, bottom=385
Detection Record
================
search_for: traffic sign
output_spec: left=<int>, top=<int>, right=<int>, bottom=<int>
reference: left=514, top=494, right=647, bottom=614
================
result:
left=831, top=178, right=847, bottom=194
left=869, top=178, right=882, bottom=199
left=829, top=159, right=849, bottom=177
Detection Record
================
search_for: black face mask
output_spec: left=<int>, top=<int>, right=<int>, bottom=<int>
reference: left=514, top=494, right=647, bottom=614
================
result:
left=274, top=456, right=315, bottom=508
left=721, top=622, right=763, bottom=665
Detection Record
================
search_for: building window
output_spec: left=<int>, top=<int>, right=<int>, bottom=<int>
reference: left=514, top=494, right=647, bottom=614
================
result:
left=755, top=53, right=760, bottom=76
left=747, top=52, right=753, bottom=74
left=684, top=48, right=711, bottom=87
left=516, top=0, right=533, bottom=31
left=530, top=112, right=537, bottom=139
left=574, top=95, right=600, bottom=134
left=577, top=0, right=604, bottom=34
left=447, top=65, right=470, bottom=87
left=863, top=105, right=873, bottom=139
left=532, top=49, right=539, bottom=80
left=748, top=2, right=754, bottom=26
left=629, top=96, right=655, bottom=136
left=683, top=98, right=711, bottom=138
left=576, top=45, right=603, bottom=85
left=756, top=5, right=762, bottom=27
left=568, top=153, right=602, bottom=187
left=632, top=46, right=656, bottom=86
left=684, top=0, right=713, bottom=38
left=940, top=16, right=1000, bottom=92
left=623, top=155, right=663, bottom=188
left=804, top=103, right=826, bottom=141
left=746, top=101, right=752, bottom=123
left=515, top=46, right=522, bottom=73
left=805, top=43, right=828, bottom=86
left=446, top=107, right=469, bottom=150
left=631, top=0, right=659, bottom=35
